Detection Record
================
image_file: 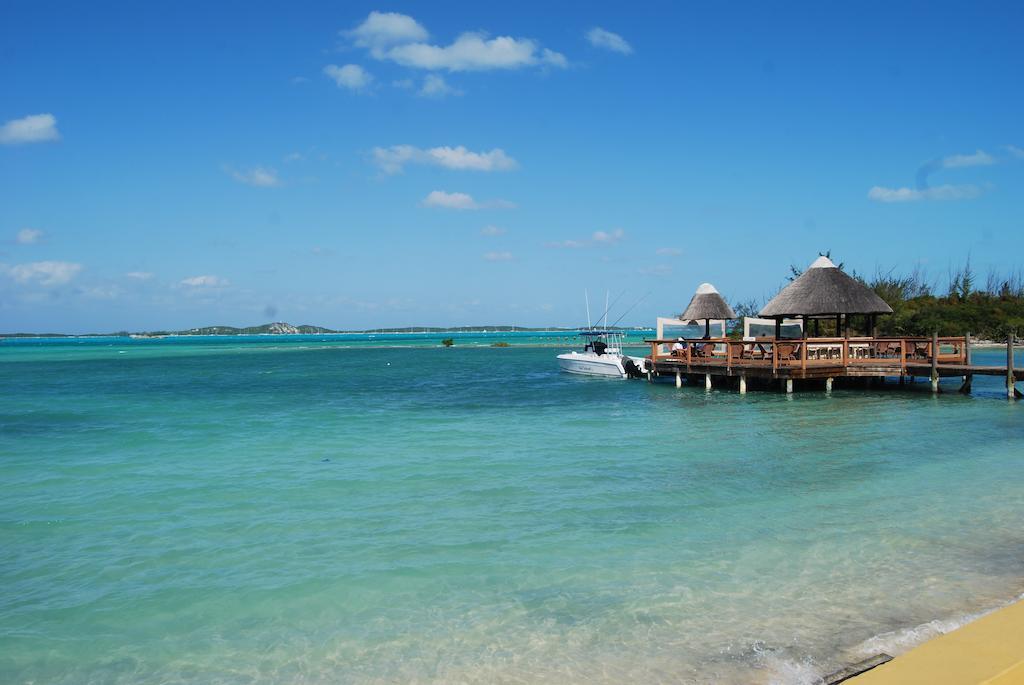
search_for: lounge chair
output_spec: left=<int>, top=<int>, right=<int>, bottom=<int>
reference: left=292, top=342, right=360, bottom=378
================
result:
left=776, top=342, right=801, bottom=361
left=692, top=342, right=715, bottom=358
left=907, top=342, right=929, bottom=360
left=874, top=342, right=901, bottom=358
left=729, top=343, right=750, bottom=363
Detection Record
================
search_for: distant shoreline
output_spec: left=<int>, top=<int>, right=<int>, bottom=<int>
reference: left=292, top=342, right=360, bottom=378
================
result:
left=0, top=328, right=654, bottom=341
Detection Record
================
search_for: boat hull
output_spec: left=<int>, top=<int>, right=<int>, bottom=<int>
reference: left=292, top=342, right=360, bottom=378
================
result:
left=557, top=352, right=628, bottom=378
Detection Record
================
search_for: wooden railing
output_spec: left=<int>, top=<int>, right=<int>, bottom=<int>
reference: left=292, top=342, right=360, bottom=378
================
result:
left=645, top=336, right=967, bottom=373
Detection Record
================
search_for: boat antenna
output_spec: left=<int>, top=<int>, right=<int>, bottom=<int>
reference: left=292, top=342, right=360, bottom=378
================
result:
left=585, top=289, right=592, bottom=329
left=603, top=290, right=609, bottom=329
left=607, top=291, right=650, bottom=329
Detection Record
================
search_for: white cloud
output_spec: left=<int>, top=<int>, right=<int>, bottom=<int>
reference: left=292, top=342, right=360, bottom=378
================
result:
left=180, top=275, right=229, bottom=288
left=373, top=144, right=517, bottom=174
left=547, top=229, right=626, bottom=249
left=592, top=228, right=625, bottom=243
left=78, top=284, right=122, bottom=299
left=1005, top=145, right=1024, bottom=159
left=125, top=271, right=154, bottom=280
left=483, top=251, right=513, bottom=261
left=422, top=190, right=479, bottom=210
left=656, top=247, right=681, bottom=256
left=348, top=11, right=429, bottom=54
left=16, top=228, right=43, bottom=244
left=227, top=166, right=280, bottom=187
left=0, top=113, right=60, bottom=145
left=586, top=27, right=633, bottom=55
left=545, top=239, right=588, bottom=249
left=5, top=260, right=81, bottom=285
left=324, top=63, right=373, bottom=91
left=378, top=32, right=567, bottom=72
left=480, top=225, right=506, bottom=236
left=942, top=150, right=995, bottom=168
left=422, top=190, right=514, bottom=210
left=392, top=78, right=415, bottom=89
left=429, top=146, right=515, bottom=170
left=867, top=184, right=982, bottom=202
left=419, top=74, right=462, bottom=98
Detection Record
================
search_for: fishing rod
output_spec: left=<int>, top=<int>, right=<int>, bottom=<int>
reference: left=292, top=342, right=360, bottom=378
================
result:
left=606, top=291, right=650, bottom=330
left=588, top=289, right=627, bottom=329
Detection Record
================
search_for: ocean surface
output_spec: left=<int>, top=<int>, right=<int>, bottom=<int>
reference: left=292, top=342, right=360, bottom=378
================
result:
left=2, top=333, right=1023, bottom=684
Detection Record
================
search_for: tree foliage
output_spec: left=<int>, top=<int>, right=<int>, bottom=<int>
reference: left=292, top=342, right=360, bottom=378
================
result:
left=865, top=261, right=1024, bottom=341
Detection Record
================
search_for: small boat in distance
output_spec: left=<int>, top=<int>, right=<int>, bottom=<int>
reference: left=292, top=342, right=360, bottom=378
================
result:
left=557, top=330, right=646, bottom=378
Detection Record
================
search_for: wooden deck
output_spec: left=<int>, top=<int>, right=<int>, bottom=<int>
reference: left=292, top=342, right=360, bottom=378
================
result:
left=644, top=335, right=1023, bottom=395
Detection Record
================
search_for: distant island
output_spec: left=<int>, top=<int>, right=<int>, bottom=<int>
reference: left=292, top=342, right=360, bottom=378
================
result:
left=1, top=323, right=652, bottom=338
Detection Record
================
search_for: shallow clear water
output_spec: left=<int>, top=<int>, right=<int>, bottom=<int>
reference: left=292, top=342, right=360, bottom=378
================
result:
left=2, top=337, right=1022, bottom=684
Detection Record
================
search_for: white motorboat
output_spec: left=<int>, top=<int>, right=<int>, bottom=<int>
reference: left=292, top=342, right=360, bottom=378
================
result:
left=557, top=331, right=646, bottom=378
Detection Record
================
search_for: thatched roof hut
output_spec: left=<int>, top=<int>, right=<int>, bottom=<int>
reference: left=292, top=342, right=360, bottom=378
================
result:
left=680, top=283, right=736, bottom=338
left=759, top=256, right=892, bottom=318
left=682, top=283, right=737, bottom=321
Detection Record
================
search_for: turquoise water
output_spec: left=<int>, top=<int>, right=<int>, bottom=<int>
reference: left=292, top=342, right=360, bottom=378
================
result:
left=1, top=336, right=1022, bottom=684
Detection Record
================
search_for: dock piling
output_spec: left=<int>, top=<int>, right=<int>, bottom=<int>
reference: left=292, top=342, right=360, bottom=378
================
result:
left=786, top=379, right=793, bottom=394
left=930, top=331, right=940, bottom=393
left=1009, top=330, right=1019, bottom=399
left=960, top=331, right=973, bottom=394
left=739, top=374, right=747, bottom=394
left=826, top=377, right=833, bottom=393
left=675, top=370, right=682, bottom=388
left=705, top=373, right=712, bottom=391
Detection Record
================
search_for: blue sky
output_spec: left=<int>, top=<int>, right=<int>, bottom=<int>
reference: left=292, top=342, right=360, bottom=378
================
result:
left=2, top=1, right=1022, bottom=332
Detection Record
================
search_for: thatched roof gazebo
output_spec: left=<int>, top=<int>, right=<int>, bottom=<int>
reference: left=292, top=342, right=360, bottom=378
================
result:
left=682, top=283, right=736, bottom=338
left=759, top=256, right=892, bottom=337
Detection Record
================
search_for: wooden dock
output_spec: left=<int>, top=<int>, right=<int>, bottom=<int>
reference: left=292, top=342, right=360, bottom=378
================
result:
left=645, top=334, right=1023, bottom=397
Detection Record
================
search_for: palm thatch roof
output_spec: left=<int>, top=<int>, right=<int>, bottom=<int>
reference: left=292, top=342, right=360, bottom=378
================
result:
left=759, top=256, right=893, bottom=318
left=681, top=283, right=737, bottom=321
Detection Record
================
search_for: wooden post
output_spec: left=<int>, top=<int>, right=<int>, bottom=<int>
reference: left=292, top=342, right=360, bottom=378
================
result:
left=1009, top=330, right=1017, bottom=399
left=826, top=377, right=833, bottom=393
left=931, top=330, right=940, bottom=393
left=739, top=374, right=747, bottom=394
left=705, top=373, right=712, bottom=391
left=960, top=332, right=972, bottom=394
left=775, top=318, right=782, bottom=339
left=675, top=369, right=682, bottom=388
left=835, top=314, right=841, bottom=337
left=785, top=378, right=793, bottom=394
left=647, top=341, right=655, bottom=383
